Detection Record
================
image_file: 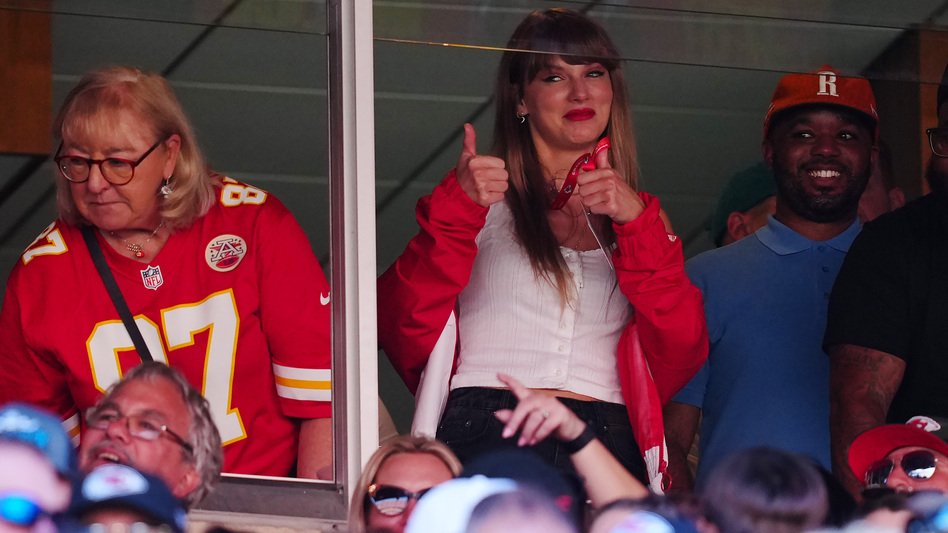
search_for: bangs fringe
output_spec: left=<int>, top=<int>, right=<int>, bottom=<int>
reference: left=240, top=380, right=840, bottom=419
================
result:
left=508, top=10, right=621, bottom=85
left=59, top=86, right=155, bottom=144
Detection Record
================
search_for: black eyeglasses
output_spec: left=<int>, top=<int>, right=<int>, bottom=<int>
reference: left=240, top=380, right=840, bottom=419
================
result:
left=926, top=127, right=948, bottom=158
left=865, top=450, right=938, bottom=488
left=85, top=407, right=193, bottom=454
left=0, top=493, right=49, bottom=527
left=364, top=484, right=431, bottom=516
left=54, top=138, right=167, bottom=185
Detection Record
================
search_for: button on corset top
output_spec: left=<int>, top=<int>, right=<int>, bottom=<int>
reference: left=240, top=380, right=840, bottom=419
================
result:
left=452, top=203, right=628, bottom=403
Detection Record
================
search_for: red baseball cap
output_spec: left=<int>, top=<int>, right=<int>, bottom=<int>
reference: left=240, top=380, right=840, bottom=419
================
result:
left=848, top=417, right=948, bottom=485
left=763, top=65, right=878, bottom=138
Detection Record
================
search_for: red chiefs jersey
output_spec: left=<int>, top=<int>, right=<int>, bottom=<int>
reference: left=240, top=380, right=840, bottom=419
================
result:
left=0, top=178, right=332, bottom=476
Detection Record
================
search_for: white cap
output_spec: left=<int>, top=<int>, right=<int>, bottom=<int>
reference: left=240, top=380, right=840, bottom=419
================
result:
left=405, top=475, right=518, bottom=533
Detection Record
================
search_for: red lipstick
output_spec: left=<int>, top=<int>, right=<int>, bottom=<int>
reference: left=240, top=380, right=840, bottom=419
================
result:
left=565, top=108, right=595, bottom=121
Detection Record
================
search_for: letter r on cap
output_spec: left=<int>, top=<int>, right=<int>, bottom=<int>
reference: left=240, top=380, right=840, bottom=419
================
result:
left=817, top=72, right=838, bottom=97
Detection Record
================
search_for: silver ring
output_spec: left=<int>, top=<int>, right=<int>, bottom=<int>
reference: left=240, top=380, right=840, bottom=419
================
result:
left=537, top=409, right=550, bottom=420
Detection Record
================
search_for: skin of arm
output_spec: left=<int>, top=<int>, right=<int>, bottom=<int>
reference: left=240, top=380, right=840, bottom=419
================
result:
left=297, top=417, right=334, bottom=479
left=662, top=401, right=700, bottom=493
left=659, top=209, right=674, bottom=233
left=494, top=373, right=648, bottom=505
left=828, top=343, right=905, bottom=497
left=568, top=436, right=650, bottom=503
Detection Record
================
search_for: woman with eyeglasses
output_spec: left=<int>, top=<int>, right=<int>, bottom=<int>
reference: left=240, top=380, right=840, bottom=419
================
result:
left=349, top=436, right=463, bottom=533
left=0, top=66, right=333, bottom=479
left=378, top=8, right=708, bottom=489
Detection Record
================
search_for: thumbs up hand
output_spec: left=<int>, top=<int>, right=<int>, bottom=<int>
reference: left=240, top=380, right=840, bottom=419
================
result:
left=576, top=145, right=644, bottom=224
left=456, top=123, right=508, bottom=207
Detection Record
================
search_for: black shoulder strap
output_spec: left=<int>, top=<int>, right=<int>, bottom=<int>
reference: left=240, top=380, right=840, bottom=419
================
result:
left=80, top=225, right=154, bottom=362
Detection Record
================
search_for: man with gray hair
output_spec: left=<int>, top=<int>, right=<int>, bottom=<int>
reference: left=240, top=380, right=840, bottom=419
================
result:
left=78, top=362, right=223, bottom=508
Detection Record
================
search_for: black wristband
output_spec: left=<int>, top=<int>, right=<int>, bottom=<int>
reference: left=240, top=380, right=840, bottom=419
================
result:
left=562, top=423, right=596, bottom=454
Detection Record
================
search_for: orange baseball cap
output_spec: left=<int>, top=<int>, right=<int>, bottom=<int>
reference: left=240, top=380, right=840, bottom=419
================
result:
left=763, top=65, right=878, bottom=139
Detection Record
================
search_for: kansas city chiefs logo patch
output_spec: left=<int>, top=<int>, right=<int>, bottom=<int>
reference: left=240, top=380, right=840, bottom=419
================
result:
left=205, top=234, right=247, bottom=272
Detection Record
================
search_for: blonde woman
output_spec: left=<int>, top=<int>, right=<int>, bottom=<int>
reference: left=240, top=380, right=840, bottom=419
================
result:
left=350, top=436, right=462, bottom=533
left=0, top=66, right=332, bottom=478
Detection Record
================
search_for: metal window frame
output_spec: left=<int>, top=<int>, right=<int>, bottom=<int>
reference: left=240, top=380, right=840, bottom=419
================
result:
left=190, top=0, right=378, bottom=527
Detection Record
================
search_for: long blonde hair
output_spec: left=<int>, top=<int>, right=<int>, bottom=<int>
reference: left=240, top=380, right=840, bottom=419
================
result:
left=492, top=9, right=640, bottom=304
left=348, top=435, right=462, bottom=533
left=53, top=66, right=217, bottom=230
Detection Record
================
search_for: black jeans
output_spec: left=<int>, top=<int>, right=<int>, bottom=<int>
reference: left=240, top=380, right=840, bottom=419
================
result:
left=436, top=387, right=647, bottom=483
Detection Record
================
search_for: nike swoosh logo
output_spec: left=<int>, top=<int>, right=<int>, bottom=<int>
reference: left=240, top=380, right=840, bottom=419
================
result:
left=320, top=293, right=330, bottom=306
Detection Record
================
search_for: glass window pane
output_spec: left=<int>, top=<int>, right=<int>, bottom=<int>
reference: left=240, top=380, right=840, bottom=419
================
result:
left=373, top=0, right=948, bottom=430
left=0, top=0, right=350, bottom=525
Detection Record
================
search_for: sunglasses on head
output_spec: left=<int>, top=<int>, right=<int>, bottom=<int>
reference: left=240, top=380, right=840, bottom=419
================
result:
left=364, top=484, right=431, bottom=516
left=866, top=450, right=938, bottom=489
left=0, top=493, right=48, bottom=527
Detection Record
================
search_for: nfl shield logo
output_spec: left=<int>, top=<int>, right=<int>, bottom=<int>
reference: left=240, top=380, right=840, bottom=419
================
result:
left=141, top=265, right=163, bottom=290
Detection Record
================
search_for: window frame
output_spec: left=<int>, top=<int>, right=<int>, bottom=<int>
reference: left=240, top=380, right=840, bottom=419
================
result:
left=190, top=0, right=378, bottom=527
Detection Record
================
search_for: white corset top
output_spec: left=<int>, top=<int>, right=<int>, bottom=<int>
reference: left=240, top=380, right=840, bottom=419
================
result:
left=451, top=203, right=628, bottom=403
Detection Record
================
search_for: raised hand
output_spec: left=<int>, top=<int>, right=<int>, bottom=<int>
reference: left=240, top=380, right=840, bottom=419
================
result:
left=494, top=372, right=586, bottom=447
left=575, top=146, right=645, bottom=225
left=495, top=373, right=650, bottom=501
left=455, top=123, right=509, bottom=207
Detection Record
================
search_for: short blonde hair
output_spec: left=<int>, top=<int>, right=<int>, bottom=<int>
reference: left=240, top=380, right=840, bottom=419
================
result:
left=53, top=66, right=217, bottom=230
left=348, top=435, right=462, bottom=533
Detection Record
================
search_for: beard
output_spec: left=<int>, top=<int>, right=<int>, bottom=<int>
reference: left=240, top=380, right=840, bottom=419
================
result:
left=926, top=158, right=948, bottom=198
left=771, top=156, right=869, bottom=223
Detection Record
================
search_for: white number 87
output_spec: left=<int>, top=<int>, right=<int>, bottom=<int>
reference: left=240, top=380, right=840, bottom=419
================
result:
left=86, top=290, right=246, bottom=444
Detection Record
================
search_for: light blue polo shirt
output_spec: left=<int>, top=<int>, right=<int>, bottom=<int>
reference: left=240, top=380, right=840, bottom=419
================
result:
left=673, top=215, right=861, bottom=488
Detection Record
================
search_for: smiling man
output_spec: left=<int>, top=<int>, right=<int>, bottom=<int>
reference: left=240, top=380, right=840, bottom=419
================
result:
left=78, top=362, right=223, bottom=508
left=663, top=66, right=877, bottom=491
